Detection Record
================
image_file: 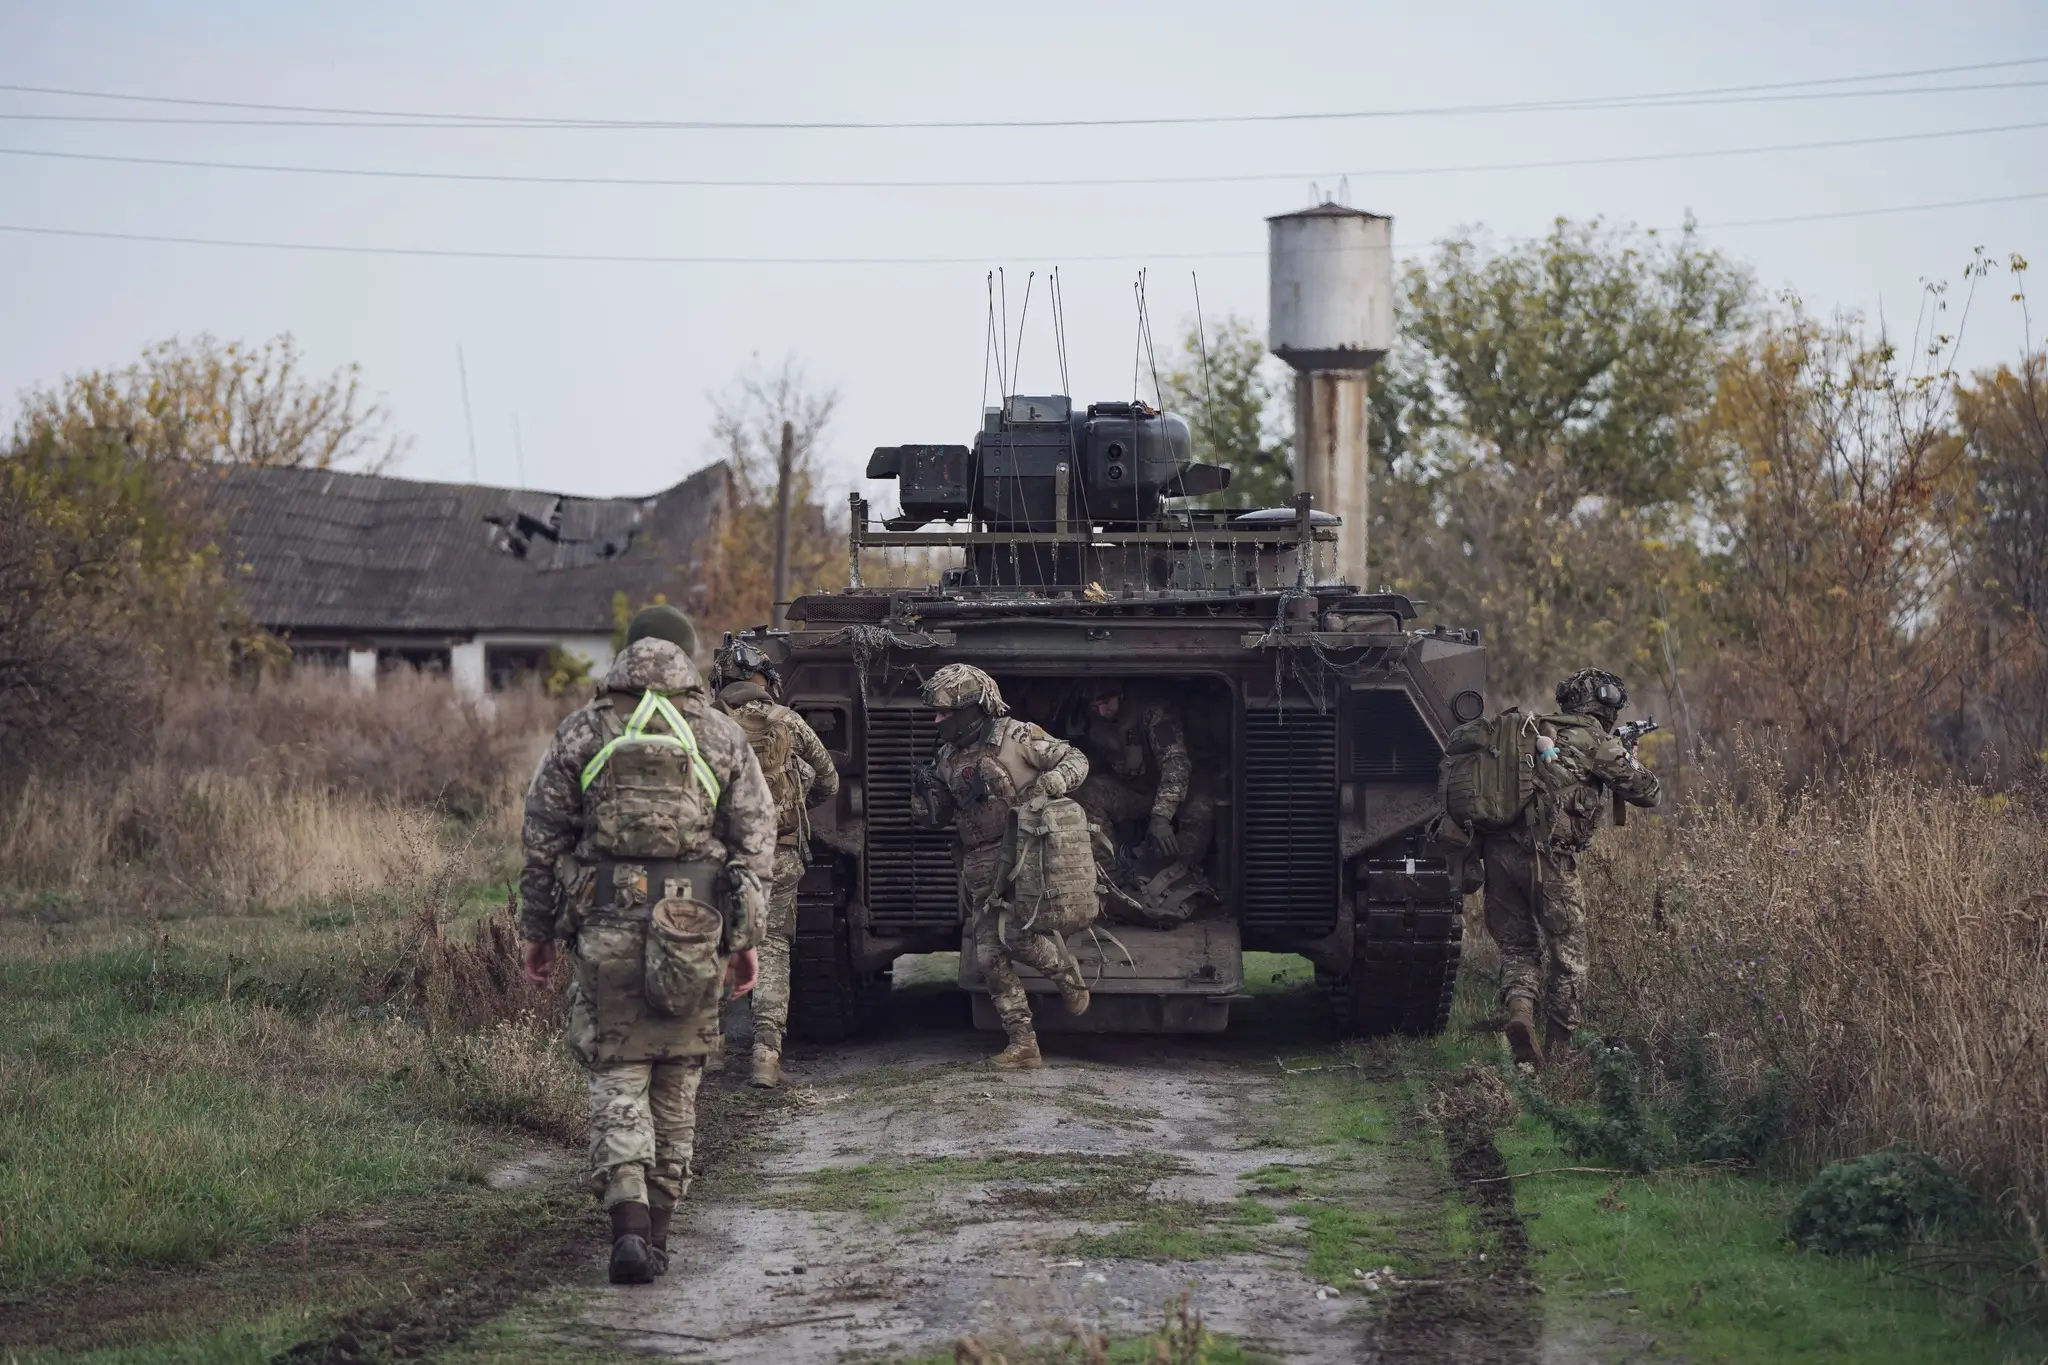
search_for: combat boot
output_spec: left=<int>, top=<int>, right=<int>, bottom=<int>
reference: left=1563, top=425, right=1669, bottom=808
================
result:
left=608, top=1201, right=657, bottom=1285
left=1058, top=979, right=1091, bottom=1016
left=1503, top=997, right=1544, bottom=1070
left=750, top=1043, right=782, bottom=1089
left=647, top=1205, right=673, bottom=1277
left=1544, top=1017, right=1575, bottom=1061
left=992, top=1037, right=1044, bottom=1070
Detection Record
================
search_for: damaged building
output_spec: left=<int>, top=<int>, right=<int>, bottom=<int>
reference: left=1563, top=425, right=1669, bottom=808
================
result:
left=206, top=461, right=732, bottom=694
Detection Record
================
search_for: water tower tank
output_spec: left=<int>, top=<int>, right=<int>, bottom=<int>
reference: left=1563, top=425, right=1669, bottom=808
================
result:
left=1268, top=204, right=1393, bottom=371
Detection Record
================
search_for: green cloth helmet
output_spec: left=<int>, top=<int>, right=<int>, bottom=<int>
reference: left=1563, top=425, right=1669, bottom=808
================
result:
left=625, top=604, right=697, bottom=659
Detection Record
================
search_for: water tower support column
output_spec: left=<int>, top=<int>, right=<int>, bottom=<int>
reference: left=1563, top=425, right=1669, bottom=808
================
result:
left=1294, top=369, right=1372, bottom=588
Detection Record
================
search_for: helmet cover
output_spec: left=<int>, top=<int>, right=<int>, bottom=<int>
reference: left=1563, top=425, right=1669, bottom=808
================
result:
left=921, top=664, right=1008, bottom=716
left=1556, top=668, right=1628, bottom=715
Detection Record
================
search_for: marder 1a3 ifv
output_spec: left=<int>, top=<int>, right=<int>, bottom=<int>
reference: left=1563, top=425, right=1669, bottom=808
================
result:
left=733, top=393, right=1485, bottom=1041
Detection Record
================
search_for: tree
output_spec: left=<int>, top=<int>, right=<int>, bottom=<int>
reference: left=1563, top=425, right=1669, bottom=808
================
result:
left=695, top=358, right=843, bottom=636
left=1159, top=315, right=1293, bottom=508
left=13, top=333, right=407, bottom=472
left=1700, top=305, right=1982, bottom=778
left=1370, top=220, right=1753, bottom=712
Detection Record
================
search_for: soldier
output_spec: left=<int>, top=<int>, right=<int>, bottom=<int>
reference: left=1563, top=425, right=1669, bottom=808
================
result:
left=519, top=605, right=777, bottom=1285
left=1069, top=680, right=1214, bottom=867
left=1483, top=667, right=1661, bottom=1069
left=914, top=664, right=1092, bottom=1070
left=711, top=637, right=840, bottom=1090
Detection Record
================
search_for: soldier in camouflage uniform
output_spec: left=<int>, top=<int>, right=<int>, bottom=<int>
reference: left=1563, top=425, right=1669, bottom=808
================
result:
left=520, top=606, right=777, bottom=1285
left=712, top=638, right=840, bottom=1090
left=1482, top=667, right=1661, bottom=1069
left=914, top=664, right=1092, bottom=1070
left=1069, top=680, right=1215, bottom=867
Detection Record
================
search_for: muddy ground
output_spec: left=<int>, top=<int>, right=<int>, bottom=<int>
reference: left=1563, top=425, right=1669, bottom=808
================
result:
left=551, top=977, right=1551, bottom=1364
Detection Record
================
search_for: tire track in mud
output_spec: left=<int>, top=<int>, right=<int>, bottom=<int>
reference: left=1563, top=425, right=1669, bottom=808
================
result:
left=1368, top=1106, right=1541, bottom=1365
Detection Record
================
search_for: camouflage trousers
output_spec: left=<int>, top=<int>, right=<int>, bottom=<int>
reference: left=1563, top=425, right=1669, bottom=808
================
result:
left=586, top=1056, right=706, bottom=1210
left=749, top=846, right=805, bottom=1057
left=964, top=842, right=1084, bottom=1043
left=1480, top=838, right=1588, bottom=1033
left=1073, top=771, right=1216, bottom=867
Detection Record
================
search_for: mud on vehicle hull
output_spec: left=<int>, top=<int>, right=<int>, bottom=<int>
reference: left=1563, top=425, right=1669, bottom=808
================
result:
left=757, top=583, right=1484, bottom=1041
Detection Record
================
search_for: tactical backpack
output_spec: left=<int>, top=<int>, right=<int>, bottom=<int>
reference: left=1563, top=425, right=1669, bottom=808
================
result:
left=1438, top=707, right=1543, bottom=834
left=581, top=689, right=722, bottom=858
left=990, top=796, right=1100, bottom=938
left=730, top=704, right=803, bottom=834
left=579, top=690, right=726, bottom=1017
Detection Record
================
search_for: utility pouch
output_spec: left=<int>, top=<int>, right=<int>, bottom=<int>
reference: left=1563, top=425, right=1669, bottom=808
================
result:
left=644, top=877, right=725, bottom=1019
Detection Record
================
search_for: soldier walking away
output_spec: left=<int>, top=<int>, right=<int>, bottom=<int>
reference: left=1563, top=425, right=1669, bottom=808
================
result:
left=1069, top=680, right=1216, bottom=869
left=712, top=637, right=841, bottom=1089
left=1460, top=668, right=1661, bottom=1069
left=519, top=605, right=777, bottom=1286
left=914, top=664, right=1092, bottom=1070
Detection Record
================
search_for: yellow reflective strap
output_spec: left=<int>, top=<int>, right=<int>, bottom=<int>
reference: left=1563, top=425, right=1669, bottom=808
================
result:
left=649, top=694, right=723, bottom=803
left=577, top=690, right=723, bottom=803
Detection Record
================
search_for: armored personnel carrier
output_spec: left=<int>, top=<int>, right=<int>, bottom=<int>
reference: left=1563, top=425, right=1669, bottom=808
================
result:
left=732, top=393, right=1484, bottom=1040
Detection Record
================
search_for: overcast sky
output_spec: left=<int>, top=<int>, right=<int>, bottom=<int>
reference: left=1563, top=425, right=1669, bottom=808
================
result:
left=3, top=1, right=2044, bottom=509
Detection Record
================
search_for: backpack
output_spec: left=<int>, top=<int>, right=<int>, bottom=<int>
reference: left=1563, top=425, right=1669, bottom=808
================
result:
left=580, top=689, right=722, bottom=859
left=730, top=704, right=803, bottom=835
left=1438, top=707, right=1543, bottom=834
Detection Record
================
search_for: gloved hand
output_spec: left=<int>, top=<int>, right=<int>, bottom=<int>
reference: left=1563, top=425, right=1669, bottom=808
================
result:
left=1145, top=814, right=1179, bottom=857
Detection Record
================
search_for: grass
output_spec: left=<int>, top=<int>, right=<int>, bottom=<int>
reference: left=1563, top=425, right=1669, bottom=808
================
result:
left=1500, top=1115, right=2048, bottom=1363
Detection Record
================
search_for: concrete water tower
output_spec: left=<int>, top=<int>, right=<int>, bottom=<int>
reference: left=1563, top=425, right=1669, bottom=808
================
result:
left=1268, top=203, right=1393, bottom=587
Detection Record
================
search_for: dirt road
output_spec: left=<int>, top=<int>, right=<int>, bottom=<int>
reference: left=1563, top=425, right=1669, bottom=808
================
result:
left=563, top=976, right=1542, bottom=1364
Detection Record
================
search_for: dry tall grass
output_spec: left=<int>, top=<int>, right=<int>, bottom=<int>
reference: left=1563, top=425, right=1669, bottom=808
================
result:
left=0, top=671, right=559, bottom=910
left=1580, top=755, right=2048, bottom=1227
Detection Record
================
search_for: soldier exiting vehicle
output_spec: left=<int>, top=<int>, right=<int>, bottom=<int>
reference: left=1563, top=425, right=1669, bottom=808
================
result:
left=914, top=664, right=1094, bottom=1070
left=1442, top=667, right=1661, bottom=1070
left=519, top=605, right=777, bottom=1285
left=712, top=637, right=840, bottom=1090
left=1069, top=680, right=1215, bottom=869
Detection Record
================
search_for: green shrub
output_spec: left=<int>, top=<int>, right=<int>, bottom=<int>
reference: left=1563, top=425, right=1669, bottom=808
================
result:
left=1785, top=1148, right=1978, bottom=1256
left=1517, top=1033, right=1787, bottom=1173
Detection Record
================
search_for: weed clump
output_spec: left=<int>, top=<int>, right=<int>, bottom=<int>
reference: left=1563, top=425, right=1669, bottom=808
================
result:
left=1517, top=1034, right=1786, bottom=1174
left=1786, top=1148, right=1978, bottom=1257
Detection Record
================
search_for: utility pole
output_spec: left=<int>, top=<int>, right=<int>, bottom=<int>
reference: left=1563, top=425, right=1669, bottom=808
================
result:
left=771, top=419, right=794, bottom=630
left=457, top=346, right=480, bottom=482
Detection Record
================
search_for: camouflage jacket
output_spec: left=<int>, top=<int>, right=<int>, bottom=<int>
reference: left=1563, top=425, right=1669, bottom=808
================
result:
left=520, top=640, right=778, bottom=947
left=1527, top=714, right=1662, bottom=854
left=916, top=716, right=1089, bottom=852
left=1077, top=693, right=1193, bottom=822
left=716, top=681, right=840, bottom=842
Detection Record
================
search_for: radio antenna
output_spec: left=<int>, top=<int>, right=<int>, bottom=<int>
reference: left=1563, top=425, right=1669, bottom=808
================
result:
left=1051, top=266, right=1071, bottom=394
left=1010, top=270, right=1036, bottom=396
left=998, top=268, right=1010, bottom=401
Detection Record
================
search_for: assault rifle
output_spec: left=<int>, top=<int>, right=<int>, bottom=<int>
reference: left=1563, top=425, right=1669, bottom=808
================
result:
left=1611, top=716, right=1659, bottom=826
left=1615, top=717, right=1660, bottom=750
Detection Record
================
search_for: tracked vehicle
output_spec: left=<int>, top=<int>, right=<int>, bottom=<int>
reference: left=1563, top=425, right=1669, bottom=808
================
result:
left=736, top=393, right=1484, bottom=1040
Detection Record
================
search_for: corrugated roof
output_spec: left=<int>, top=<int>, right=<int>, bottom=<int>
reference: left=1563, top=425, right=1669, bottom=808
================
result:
left=204, top=462, right=731, bottom=634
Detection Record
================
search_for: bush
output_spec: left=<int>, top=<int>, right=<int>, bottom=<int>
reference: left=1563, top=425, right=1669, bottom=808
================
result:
left=1787, top=1149, right=1979, bottom=1256
left=1517, top=1033, right=1787, bottom=1174
left=1580, top=753, right=2048, bottom=1232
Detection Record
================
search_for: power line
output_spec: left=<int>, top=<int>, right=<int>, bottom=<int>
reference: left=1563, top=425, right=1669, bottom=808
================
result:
left=2, top=190, right=2042, bottom=267
left=4, top=119, right=2045, bottom=190
left=0, top=64, right=2045, bottom=131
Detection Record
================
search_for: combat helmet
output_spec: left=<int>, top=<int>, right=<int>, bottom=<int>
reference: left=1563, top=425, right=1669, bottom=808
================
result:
left=921, top=664, right=1009, bottom=716
left=1555, top=668, right=1628, bottom=716
left=713, top=636, right=783, bottom=699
